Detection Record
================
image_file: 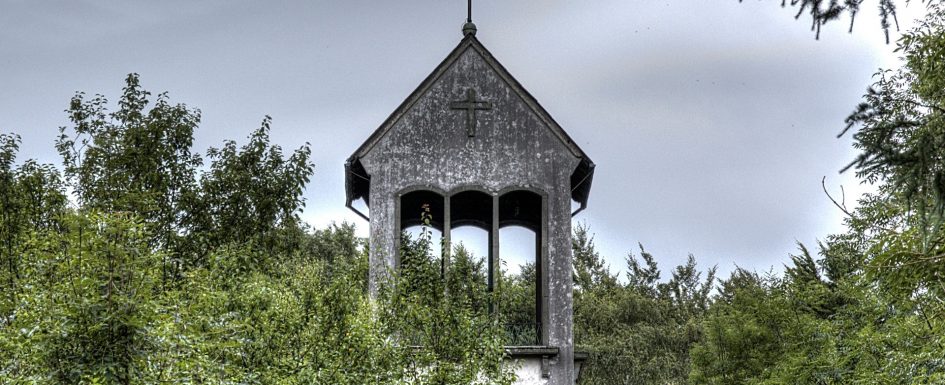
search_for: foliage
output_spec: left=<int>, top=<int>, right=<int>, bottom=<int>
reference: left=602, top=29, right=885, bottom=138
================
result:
left=54, top=74, right=314, bottom=274
left=0, top=210, right=407, bottom=384
left=390, top=223, right=514, bottom=385
left=689, top=238, right=945, bottom=384
left=572, top=228, right=715, bottom=385
left=840, top=3, right=945, bottom=298
left=55, top=73, right=201, bottom=255
left=688, top=9, right=945, bottom=384
left=498, top=261, right=538, bottom=345
left=743, top=0, right=940, bottom=42
left=572, top=223, right=618, bottom=292
left=2, top=211, right=161, bottom=383
left=0, top=133, right=66, bottom=341
left=189, top=116, right=314, bottom=263
left=0, top=74, right=512, bottom=384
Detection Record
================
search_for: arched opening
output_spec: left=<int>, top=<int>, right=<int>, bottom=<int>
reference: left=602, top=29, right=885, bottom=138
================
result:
left=450, top=190, right=492, bottom=230
left=398, top=188, right=545, bottom=345
left=400, top=189, right=445, bottom=260
left=499, top=190, right=543, bottom=345
left=449, top=191, right=492, bottom=254
left=401, top=190, right=444, bottom=230
left=499, top=190, right=542, bottom=231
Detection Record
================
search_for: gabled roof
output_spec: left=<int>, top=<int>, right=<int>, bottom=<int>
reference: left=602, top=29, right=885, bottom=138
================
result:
left=345, top=33, right=595, bottom=217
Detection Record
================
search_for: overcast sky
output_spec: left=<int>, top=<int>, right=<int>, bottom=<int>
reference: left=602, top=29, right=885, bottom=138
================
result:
left=0, top=1, right=928, bottom=280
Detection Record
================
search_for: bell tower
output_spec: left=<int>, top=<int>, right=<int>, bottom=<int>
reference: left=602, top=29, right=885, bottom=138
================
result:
left=345, top=20, right=594, bottom=385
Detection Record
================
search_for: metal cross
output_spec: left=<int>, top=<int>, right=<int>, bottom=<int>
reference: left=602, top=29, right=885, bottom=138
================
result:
left=449, top=88, right=492, bottom=137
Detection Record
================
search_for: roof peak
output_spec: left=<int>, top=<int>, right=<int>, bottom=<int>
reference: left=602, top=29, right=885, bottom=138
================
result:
left=345, top=34, right=595, bottom=213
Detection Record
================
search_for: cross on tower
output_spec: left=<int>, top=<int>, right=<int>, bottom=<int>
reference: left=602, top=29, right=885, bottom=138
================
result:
left=449, top=88, right=492, bottom=137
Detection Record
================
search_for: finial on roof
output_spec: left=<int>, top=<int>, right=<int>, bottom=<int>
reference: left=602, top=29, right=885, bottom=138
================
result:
left=462, top=21, right=477, bottom=36
left=463, top=0, right=476, bottom=36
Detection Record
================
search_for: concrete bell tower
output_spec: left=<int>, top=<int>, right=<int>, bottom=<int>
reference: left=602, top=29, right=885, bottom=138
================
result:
left=344, top=21, right=594, bottom=385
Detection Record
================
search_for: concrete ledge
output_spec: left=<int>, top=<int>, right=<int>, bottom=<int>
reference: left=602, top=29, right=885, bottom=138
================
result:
left=505, top=346, right=559, bottom=357
left=504, top=346, right=587, bottom=361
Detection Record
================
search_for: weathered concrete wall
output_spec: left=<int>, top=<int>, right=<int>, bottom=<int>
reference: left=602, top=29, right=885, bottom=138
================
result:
left=510, top=358, right=549, bottom=385
left=507, top=356, right=584, bottom=385
left=360, top=44, right=579, bottom=384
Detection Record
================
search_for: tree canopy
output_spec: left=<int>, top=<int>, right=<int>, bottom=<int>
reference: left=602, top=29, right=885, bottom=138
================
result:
left=0, top=75, right=513, bottom=384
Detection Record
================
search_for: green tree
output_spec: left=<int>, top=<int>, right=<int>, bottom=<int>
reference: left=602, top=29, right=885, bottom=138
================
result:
left=0, top=133, right=66, bottom=324
left=56, top=74, right=201, bottom=249
left=0, top=134, right=68, bottom=382
left=625, top=244, right=661, bottom=297
left=841, top=4, right=945, bottom=299
left=573, top=226, right=714, bottom=385
left=189, top=117, right=314, bottom=263
left=54, top=74, right=315, bottom=276
left=689, top=268, right=790, bottom=385
left=690, top=239, right=945, bottom=384
left=55, top=73, right=202, bottom=285
left=572, top=223, right=617, bottom=292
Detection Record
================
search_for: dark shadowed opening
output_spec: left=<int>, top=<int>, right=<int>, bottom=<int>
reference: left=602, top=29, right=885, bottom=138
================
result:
left=400, top=190, right=445, bottom=259
left=499, top=190, right=541, bottom=232
left=450, top=190, right=492, bottom=230
left=400, top=190, right=444, bottom=231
